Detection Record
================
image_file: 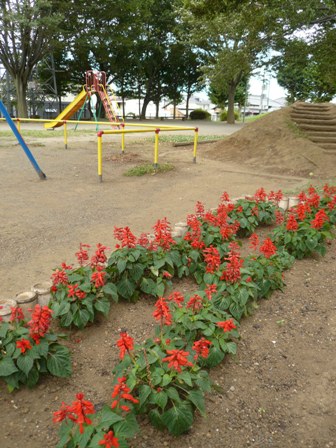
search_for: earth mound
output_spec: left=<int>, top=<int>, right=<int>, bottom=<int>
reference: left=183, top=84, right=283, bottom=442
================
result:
left=202, top=106, right=336, bottom=178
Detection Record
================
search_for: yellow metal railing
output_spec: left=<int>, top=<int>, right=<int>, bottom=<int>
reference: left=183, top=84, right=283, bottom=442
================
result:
left=0, top=117, right=199, bottom=179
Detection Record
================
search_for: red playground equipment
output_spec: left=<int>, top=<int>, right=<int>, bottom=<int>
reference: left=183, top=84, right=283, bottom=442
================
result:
left=44, top=71, right=121, bottom=129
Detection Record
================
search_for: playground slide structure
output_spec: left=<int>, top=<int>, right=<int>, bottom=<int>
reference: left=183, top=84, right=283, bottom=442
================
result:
left=44, top=89, right=87, bottom=129
left=44, top=71, right=121, bottom=130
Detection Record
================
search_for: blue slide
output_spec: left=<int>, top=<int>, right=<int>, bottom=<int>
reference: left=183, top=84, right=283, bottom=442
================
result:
left=0, top=100, right=46, bottom=180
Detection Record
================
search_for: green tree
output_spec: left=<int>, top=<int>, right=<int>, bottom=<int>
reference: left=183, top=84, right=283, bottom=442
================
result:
left=0, top=0, right=63, bottom=117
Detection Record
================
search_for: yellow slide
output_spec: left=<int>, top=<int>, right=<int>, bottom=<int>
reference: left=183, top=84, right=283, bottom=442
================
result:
left=44, top=89, right=87, bottom=129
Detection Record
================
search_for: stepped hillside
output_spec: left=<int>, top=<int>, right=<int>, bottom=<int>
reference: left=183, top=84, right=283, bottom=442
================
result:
left=202, top=105, right=336, bottom=178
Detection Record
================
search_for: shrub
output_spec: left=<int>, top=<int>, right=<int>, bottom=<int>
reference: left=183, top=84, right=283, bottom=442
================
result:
left=189, top=109, right=211, bottom=120
left=220, top=109, right=240, bottom=121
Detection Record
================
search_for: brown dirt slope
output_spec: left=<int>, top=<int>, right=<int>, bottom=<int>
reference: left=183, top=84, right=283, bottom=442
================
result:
left=202, top=107, right=336, bottom=178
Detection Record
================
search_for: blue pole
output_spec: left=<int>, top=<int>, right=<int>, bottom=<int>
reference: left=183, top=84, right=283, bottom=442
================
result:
left=0, top=100, right=46, bottom=180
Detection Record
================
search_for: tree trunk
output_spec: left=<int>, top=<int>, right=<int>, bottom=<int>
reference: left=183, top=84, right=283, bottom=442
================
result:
left=141, top=95, right=151, bottom=119
left=58, top=96, right=62, bottom=114
left=155, top=100, right=159, bottom=118
left=186, top=89, right=191, bottom=118
left=227, top=82, right=236, bottom=124
left=173, top=100, right=176, bottom=119
left=14, top=76, right=28, bottom=117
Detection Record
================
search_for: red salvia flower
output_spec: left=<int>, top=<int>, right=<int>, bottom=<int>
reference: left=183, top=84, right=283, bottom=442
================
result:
left=236, top=205, right=243, bottom=213
left=111, top=376, right=139, bottom=412
left=251, top=205, right=259, bottom=217
left=167, top=291, right=185, bottom=307
left=153, top=297, right=172, bottom=326
left=53, top=402, right=72, bottom=423
left=286, top=214, right=298, bottom=231
left=311, top=209, right=329, bottom=229
left=68, top=393, right=95, bottom=434
left=68, top=283, right=86, bottom=300
left=307, top=193, right=320, bottom=209
left=51, top=268, right=68, bottom=288
left=220, top=191, right=230, bottom=203
left=205, top=284, right=217, bottom=300
left=186, top=294, right=203, bottom=312
left=16, top=338, right=32, bottom=353
left=116, top=332, right=134, bottom=360
left=91, top=243, right=108, bottom=266
left=254, top=187, right=267, bottom=202
left=195, top=201, right=205, bottom=217
left=91, top=270, right=106, bottom=288
left=114, top=226, right=137, bottom=249
left=249, top=233, right=259, bottom=250
left=28, top=305, right=53, bottom=344
left=259, top=238, right=277, bottom=258
left=153, top=217, right=176, bottom=250
left=203, top=246, right=221, bottom=273
left=217, top=319, right=236, bottom=332
left=99, top=431, right=119, bottom=448
left=192, top=338, right=212, bottom=360
left=137, top=233, right=150, bottom=247
left=162, top=271, right=172, bottom=279
left=220, top=248, right=243, bottom=283
left=298, top=191, right=307, bottom=202
left=268, top=190, right=283, bottom=203
left=10, top=306, right=25, bottom=322
left=275, top=210, right=284, bottom=225
left=75, top=243, right=91, bottom=266
left=162, top=349, right=193, bottom=373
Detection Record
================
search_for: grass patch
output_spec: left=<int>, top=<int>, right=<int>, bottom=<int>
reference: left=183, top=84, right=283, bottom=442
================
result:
left=124, top=163, right=175, bottom=177
left=286, top=119, right=308, bottom=138
left=143, top=134, right=224, bottom=144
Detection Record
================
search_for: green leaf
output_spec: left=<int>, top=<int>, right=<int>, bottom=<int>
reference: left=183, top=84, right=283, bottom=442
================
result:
left=187, top=389, right=206, bottom=416
left=206, top=346, right=225, bottom=367
left=0, top=322, right=9, bottom=338
left=117, top=258, right=127, bottom=273
left=94, top=298, right=110, bottom=316
left=161, top=402, right=194, bottom=435
left=149, top=409, right=165, bottom=430
left=17, top=353, right=34, bottom=376
left=78, top=425, right=95, bottom=448
left=178, top=371, right=193, bottom=387
left=153, top=391, right=168, bottom=410
left=161, top=373, right=172, bottom=386
left=26, top=366, right=40, bottom=388
left=47, top=344, right=72, bottom=377
left=138, top=384, right=152, bottom=407
left=0, top=356, right=19, bottom=377
left=60, top=310, right=73, bottom=327
left=226, top=341, right=237, bottom=355
left=99, top=405, right=124, bottom=426
left=166, top=387, right=181, bottom=403
left=58, top=301, right=71, bottom=316
left=103, top=283, right=119, bottom=302
left=140, top=277, right=156, bottom=295
left=117, top=277, right=136, bottom=300
left=114, top=412, right=139, bottom=439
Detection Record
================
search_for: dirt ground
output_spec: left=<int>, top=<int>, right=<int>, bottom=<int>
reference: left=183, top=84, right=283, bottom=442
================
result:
left=0, top=113, right=335, bottom=447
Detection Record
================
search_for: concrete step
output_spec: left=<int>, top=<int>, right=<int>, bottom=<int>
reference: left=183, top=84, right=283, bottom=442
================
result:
left=306, top=130, right=336, bottom=138
left=291, top=109, right=333, bottom=118
left=291, top=113, right=336, bottom=122
left=298, top=124, right=336, bottom=132
left=293, top=103, right=332, bottom=111
left=291, top=117, right=336, bottom=126
left=309, top=136, right=336, bottom=144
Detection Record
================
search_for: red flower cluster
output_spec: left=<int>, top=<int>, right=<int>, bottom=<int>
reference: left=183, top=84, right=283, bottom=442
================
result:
left=153, top=297, right=172, bottom=326
left=184, top=214, right=205, bottom=250
left=116, top=332, right=134, bottom=360
left=286, top=214, right=298, bottom=231
left=295, top=203, right=310, bottom=220
left=153, top=217, right=176, bottom=250
left=75, top=243, right=90, bottom=266
left=275, top=210, right=284, bottom=225
left=162, top=271, right=172, bottom=279
left=28, top=305, right=53, bottom=344
left=186, top=294, right=203, bottom=312
left=220, top=191, right=230, bottom=203
left=111, top=376, right=139, bottom=412
left=311, top=209, right=329, bottom=229
left=192, top=338, right=212, bottom=360
left=162, top=349, right=193, bottom=373
left=51, top=268, right=69, bottom=292
left=16, top=338, right=32, bottom=353
left=167, top=291, right=185, bottom=307
left=217, top=319, right=236, bottom=332
left=203, top=246, right=221, bottom=273
left=53, top=393, right=95, bottom=434
left=10, top=306, right=25, bottom=323
left=195, top=201, right=205, bottom=217
left=99, top=431, right=119, bottom=448
left=91, top=243, right=108, bottom=266
left=205, top=284, right=217, bottom=300
left=259, top=238, right=277, bottom=258
left=68, top=283, right=86, bottom=300
left=114, top=226, right=137, bottom=249
left=254, top=187, right=267, bottom=202
left=268, top=190, right=283, bottom=203
left=220, top=247, right=243, bottom=283
left=249, top=233, right=259, bottom=250
left=91, top=270, right=106, bottom=288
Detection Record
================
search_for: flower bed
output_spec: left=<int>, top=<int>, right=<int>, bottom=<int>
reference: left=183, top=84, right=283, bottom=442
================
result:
left=1, top=185, right=335, bottom=446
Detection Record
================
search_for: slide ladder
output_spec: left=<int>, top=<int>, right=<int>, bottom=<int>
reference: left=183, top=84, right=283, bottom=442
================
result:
left=97, top=85, right=120, bottom=124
